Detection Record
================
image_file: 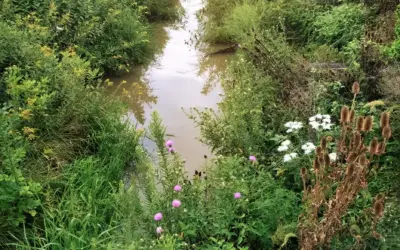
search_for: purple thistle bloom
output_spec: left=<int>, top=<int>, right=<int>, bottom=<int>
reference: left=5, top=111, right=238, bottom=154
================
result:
left=172, top=199, right=181, bottom=208
left=156, top=226, right=163, bottom=234
left=154, top=212, right=163, bottom=221
left=249, top=155, right=256, bottom=162
left=168, top=147, right=176, bottom=153
left=174, top=185, right=182, bottom=192
left=234, top=192, right=241, bottom=199
left=165, top=140, right=173, bottom=148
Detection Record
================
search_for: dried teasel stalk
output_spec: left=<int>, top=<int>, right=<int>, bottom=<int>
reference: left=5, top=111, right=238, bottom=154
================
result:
left=299, top=88, right=390, bottom=250
left=340, top=106, right=350, bottom=123
left=320, top=137, right=327, bottom=151
left=380, top=112, right=390, bottom=128
left=382, top=126, right=392, bottom=139
left=352, top=81, right=360, bottom=95
left=369, top=137, right=379, bottom=155
left=363, top=116, right=373, bottom=132
left=356, top=116, right=365, bottom=132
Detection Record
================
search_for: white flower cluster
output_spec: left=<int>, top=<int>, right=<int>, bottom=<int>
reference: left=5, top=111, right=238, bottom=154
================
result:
left=283, top=153, right=298, bottom=162
left=301, top=142, right=316, bottom=155
left=284, top=121, right=303, bottom=133
left=309, top=114, right=333, bottom=130
left=329, top=152, right=337, bottom=162
left=277, top=140, right=291, bottom=152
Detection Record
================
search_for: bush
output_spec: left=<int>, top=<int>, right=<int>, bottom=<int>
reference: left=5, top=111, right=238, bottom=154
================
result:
left=312, top=4, right=367, bottom=49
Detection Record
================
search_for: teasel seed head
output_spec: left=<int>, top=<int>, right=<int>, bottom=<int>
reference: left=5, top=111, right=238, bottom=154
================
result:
left=324, top=153, right=330, bottom=166
left=341, top=106, right=350, bottom=123
left=369, top=137, right=379, bottom=155
left=374, top=201, right=384, bottom=218
left=347, top=152, right=358, bottom=163
left=380, top=112, right=390, bottom=128
left=315, top=146, right=322, bottom=155
left=349, top=110, right=355, bottom=123
left=346, top=163, right=355, bottom=176
left=377, top=142, right=386, bottom=155
left=363, top=116, right=373, bottom=132
left=352, top=81, right=360, bottom=95
left=318, top=154, right=325, bottom=166
left=301, top=167, right=307, bottom=176
left=313, top=158, right=320, bottom=170
left=359, top=153, right=368, bottom=166
left=382, top=126, right=392, bottom=139
left=320, top=137, right=327, bottom=151
left=352, top=132, right=362, bottom=149
left=360, top=145, right=368, bottom=153
left=356, top=116, right=364, bottom=131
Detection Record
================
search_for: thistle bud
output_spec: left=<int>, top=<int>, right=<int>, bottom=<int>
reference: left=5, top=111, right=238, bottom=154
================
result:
left=363, top=116, right=373, bottom=132
left=349, top=110, right=355, bottom=122
left=341, top=106, right=350, bottom=123
left=369, top=137, right=379, bottom=155
left=347, top=152, right=358, bottom=163
left=315, top=146, right=322, bottom=155
left=356, top=116, right=364, bottom=132
left=352, top=81, right=360, bottom=95
left=320, top=137, right=327, bottom=151
left=382, top=126, right=392, bottom=139
left=346, top=163, right=355, bottom=176
left=380, top=112, right=390, bottom=128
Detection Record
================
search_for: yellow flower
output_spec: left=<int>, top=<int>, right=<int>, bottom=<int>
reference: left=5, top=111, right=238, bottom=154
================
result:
left=23, top=127, right=35, bottom=135
left=20, top=109, right=32, bottom=120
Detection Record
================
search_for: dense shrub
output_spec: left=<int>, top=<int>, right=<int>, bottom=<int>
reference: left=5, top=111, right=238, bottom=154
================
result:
left=312, top=4, right=367, bottom=48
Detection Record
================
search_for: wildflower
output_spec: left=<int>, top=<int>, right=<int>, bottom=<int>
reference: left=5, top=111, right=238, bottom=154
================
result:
left=281, top=140, right=291, bottom=146
left=154, top=213, right=163, bottom=221
left=168, top=147, right=176, bottom=153
left=284, top=121, right=303, bottom=133
left=156, top=227, right=163, bottom=234
left=249, top=155, right=256, bottom=162
left=328, top=153, right=337, bottom=162
left=234, top=192, right=241, bottom=199
left=278, top=145, right=289, bottom=152
left=301, top=142, right=316, bottom=155
left=165, top=140, right=173, bottom=148
left=283, top=153, right=298, bottom=162
left=172, top=200, right=181, bottom=208
left=309, top=114, right=333, bottom=130
left=174, top=185, right=182, bottom=192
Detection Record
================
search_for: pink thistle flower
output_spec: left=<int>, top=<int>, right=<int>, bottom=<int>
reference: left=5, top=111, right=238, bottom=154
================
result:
left=234, top=192, right=241, bottom=199
left=168, top=147, right=176, bottom=153
left=174, top=185, right=182, bottom=192
left=154, top=212, right=163, bottom=221
left=172, top=199, right=181, bottom=208
left=249, top=155, right=256, bottom=162
left=165, top=140, right=173, bottom=148
left=156, top=226, right=163, bottom=234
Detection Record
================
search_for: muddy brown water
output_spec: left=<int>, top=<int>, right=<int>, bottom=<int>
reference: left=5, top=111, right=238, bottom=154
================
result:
left=107, top=0, right=233, bottom=176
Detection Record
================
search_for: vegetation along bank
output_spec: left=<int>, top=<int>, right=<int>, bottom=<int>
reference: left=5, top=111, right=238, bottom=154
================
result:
left=1, top=0, right=400, bottom=249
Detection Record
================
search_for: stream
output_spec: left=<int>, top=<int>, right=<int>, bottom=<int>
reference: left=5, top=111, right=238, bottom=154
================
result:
left=107, top=0, right=233, bottom=176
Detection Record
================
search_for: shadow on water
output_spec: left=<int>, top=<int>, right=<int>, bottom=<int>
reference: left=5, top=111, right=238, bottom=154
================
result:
left=106, top=0, right=234, bottom=175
